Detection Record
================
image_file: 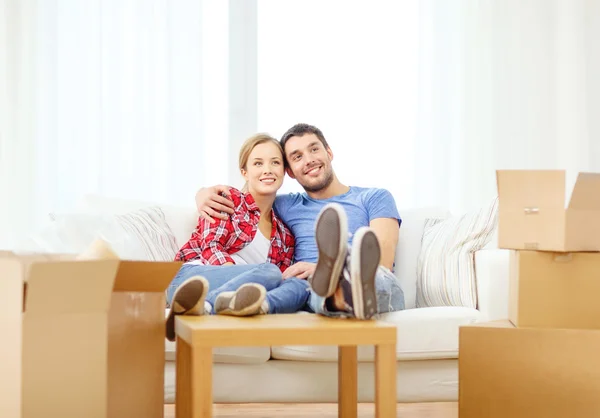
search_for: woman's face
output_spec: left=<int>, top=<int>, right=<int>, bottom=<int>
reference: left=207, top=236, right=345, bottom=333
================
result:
left=242, top=141, right=285, bottom=197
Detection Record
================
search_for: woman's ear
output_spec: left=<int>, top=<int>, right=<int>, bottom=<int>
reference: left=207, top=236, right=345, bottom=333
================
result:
left=241, top=168, right=248, bottom=181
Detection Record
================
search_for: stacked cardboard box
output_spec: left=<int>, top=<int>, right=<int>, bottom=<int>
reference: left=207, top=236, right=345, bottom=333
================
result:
left=459, top=170, right=600, bottom=418
left=0, top=251, right=181, bottom=418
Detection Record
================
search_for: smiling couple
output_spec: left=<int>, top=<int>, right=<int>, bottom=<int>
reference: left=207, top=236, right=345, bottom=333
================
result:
left=165, top=123, right=405, bottom=342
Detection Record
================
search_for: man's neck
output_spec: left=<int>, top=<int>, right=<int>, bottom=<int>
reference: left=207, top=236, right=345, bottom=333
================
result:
left=306, top=176, right=350, bottom=200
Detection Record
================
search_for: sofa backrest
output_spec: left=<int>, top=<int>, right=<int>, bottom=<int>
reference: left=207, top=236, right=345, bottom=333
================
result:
left=75, top=195, right=451, bottom=309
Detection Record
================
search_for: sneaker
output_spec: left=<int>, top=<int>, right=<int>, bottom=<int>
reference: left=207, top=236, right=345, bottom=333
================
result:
left=214, top=283, right=267, bottom=316
left=165, top=276, right=208, bottom=342
left=309, top=203, right=348, bottom=298
left=349, top=227, right=380, bottom=320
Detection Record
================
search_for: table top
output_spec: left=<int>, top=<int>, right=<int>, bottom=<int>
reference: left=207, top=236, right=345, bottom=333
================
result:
left=175, top=313, right=397, bottom=347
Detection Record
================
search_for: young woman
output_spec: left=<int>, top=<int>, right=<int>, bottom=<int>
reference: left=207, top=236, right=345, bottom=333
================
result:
left=165, top=134, right=309, bottom=341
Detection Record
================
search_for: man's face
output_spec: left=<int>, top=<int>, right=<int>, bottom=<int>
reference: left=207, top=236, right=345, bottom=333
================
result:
left=284, top=133, right=334, bottom=193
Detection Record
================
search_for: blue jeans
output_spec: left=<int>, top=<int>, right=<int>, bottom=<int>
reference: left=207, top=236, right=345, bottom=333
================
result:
left=166, top=263, right=310, bottom=314
left=307, top=266, right=405, bottom=317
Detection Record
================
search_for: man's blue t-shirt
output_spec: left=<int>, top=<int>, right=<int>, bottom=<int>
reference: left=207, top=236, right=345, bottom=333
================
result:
left=273, top=186, right=401, bottom=264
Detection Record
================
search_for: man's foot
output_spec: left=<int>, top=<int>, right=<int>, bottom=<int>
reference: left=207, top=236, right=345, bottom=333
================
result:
left=165, top=276, right=208, bottom=342
left=214, top=283, right=267, bottom=316
left=309, top=203, right=348, bottom=298
left=348, top=227, right=380, bottom=319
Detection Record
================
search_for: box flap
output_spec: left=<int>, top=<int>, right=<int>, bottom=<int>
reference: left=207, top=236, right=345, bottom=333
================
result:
left=568, top=172, right=600, bottom=210
left=113, top=261, right=182, bottom=292
left=496, top=170, right=566, bottom=210
left=26, top=260, right=118, bottom=315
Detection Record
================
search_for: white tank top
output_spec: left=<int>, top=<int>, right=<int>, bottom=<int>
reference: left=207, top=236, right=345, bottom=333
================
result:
left=230, top=231, right=271, bottom=265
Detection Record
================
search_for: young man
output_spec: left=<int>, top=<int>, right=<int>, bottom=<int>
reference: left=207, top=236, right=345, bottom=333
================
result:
left=196, top=123, right=405, bottom=319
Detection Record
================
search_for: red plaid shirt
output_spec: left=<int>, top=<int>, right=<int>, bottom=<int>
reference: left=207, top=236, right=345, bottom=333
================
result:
left=175, top=188, right=295, bottom=273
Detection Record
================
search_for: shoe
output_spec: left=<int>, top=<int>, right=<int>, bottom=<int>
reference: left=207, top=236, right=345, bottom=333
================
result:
left=309, top=203, right=348, bottom=297
left=349, top=227, right=380, bottom=319
left=214, top=283, right=267, bottom=316
left=165, top=276, right=208, bottom=342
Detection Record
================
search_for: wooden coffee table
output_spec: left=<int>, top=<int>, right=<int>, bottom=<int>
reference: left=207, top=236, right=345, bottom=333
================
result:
left=174, top=314, right=397, bottom=418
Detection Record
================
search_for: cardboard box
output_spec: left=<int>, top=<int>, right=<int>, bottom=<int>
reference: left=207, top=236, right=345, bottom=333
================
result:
left=1, top=249, right=181, bottom=418
left=459, top=320, right=600, bottom=418
left=509, top=250, right=600, bottom=329
left=108, top=261, right=181, bottom=418
left=496, top=170, right=600, bottom=251
left=0, top=253, right=118, bottom=418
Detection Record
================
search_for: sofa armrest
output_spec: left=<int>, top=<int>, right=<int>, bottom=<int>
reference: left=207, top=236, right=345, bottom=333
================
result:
left=474, top=249, right=510, bottom=321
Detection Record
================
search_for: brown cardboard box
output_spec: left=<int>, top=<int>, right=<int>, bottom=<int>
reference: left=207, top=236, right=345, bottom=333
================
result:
left=496, top=170, right=600, bottom=251
left=509, top=249, right=600, bottom=329
left=0, top=253, right=118, bottom=418
left=459, top=320, right=600, bottom=418
left=107, top=260, right=181, bottom=418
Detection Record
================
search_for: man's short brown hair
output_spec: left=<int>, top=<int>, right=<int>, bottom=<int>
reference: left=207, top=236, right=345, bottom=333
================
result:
left=280, top=123, right=330, bottom=153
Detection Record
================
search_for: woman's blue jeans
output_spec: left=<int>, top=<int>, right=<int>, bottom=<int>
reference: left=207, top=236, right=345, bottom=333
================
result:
left=166, top=263, right=310, bottom=314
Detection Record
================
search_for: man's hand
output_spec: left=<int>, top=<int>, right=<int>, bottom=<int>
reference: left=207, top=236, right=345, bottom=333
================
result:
left=282, top=262, right=316, bottom=280
left=195, top=185, right=235, bottom=223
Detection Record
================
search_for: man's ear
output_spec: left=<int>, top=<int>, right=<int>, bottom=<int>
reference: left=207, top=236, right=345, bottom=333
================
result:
left=286, top=167, right=296, bottom=179
left=326, top=147, right=334, bottom=161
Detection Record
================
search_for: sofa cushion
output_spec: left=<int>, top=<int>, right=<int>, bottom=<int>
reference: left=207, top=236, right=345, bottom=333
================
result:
left=74, top=194, right=198, bottom=249
left=270, top=308, right=484, bottom=362
left=393, top=207, right=451, bottom=309
left=416, top=198, right=498, bottom=309
left=16, top=207, right=179, bottom=261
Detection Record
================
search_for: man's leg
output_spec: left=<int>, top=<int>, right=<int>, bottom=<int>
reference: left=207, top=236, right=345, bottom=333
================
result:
left=264, top=277, right=311, bottom=314
left=374, top=266, right=405, bottom=314
left=308, top=226, right=385, bottom=319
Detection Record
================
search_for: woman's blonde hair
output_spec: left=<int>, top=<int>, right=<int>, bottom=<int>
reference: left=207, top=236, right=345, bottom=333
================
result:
left=238, top=133, right=284, bottom=192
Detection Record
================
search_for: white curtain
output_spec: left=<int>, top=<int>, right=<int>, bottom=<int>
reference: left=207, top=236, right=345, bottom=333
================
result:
left=257, top=0, right=600, bottom=214
left=0, top=0, right=230, bottom=249
left=2, top=0, right=599, bottom=249
left=417, top=0, right=600, bottom=213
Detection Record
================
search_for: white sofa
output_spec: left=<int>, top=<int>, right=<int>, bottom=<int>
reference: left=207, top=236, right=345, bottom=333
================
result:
left=19, top=195, right=511, bottom=404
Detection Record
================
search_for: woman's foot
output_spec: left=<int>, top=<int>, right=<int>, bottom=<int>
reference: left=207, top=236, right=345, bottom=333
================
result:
left=214, top=283, right=267, bottom=316
left=165, top=276, right=209, bottom=342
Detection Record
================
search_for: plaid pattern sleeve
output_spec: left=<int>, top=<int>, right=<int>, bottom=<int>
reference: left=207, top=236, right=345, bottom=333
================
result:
left=268, top=211, right=295, bottom=273
left=174, top=216, right=236, bottom=265
left=174, top=188, right=259, bottom=264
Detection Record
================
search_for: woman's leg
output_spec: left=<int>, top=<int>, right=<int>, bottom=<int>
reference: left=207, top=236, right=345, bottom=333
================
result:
left=205, top=263, right=283, bottom=308
left=166, top=263, right=268, bottom=306
left=264, top=277, right=311, bottom=314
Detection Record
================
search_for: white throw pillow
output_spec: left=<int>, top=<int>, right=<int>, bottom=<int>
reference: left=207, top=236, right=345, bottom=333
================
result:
left=18, top=207, right=179, bottom=261
left=416, top=197, right=499, bottom=309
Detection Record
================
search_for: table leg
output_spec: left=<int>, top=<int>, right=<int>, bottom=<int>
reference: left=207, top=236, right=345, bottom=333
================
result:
left=375, top=343, right=396, bottom=418
left=176, top=338, right=213, bottom=418
left=176, top=337, right=191, bottom=418
left=338, top=345, right=358, bottom=418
